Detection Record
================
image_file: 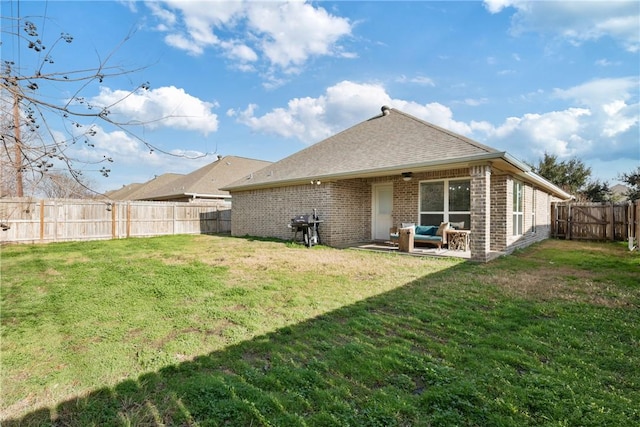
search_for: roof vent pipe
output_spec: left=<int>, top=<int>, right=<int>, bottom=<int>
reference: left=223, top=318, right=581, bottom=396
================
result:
left=381, top=105, right=391, bottom=116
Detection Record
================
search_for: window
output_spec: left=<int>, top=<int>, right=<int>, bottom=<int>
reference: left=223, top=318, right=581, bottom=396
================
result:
left=531, top=188, right=536, bottom=233
left=420, top=179, right=470, bottom=229
left=513, top=180, right=523, bottom=235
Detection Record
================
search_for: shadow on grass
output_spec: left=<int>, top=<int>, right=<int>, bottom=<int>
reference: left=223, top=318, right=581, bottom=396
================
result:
left=4, top=260, right=479, bottom=426
left=4, top=248, right=638, bottom=426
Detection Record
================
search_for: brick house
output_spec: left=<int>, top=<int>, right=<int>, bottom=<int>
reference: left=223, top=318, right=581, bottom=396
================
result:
left=107, top=155, right=272, bottom=203
left=223, top=106, right=572, bottom=261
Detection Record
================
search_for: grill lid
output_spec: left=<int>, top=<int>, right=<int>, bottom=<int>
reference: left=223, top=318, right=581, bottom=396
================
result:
left=291, top=215, right=311, bottom=224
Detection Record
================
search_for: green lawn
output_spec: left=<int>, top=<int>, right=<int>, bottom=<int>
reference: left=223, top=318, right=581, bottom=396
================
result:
left=1, top=235, right=638, bottom=426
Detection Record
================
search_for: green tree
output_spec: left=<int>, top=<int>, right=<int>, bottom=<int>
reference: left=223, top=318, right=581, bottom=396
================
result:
left=529, top=152, right=591, bottom=195
left=618, top=167, right=640, bottom=201
left=579, top=179, right=612, bottom=203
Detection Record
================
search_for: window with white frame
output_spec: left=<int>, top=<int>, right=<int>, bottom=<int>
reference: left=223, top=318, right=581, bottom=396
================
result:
left=531, top=188, right=536, bottom=233
left=513, top=180, right=524, bottom=235
left=419, top=179, right=470, bottom=229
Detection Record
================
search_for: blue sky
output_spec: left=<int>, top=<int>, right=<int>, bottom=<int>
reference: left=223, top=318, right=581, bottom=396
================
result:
left=3, top=0, right=639, bottom=192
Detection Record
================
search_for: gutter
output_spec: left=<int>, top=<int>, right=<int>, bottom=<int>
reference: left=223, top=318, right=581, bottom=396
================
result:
left=185, top=193, right=232, bottom=200
left=499, top=152, right=573, bottom=200
left=222, top=152, right=505, bottom=192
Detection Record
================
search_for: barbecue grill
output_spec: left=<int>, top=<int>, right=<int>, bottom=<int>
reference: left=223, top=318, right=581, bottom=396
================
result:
left=289, top=209, right=322, bottom=247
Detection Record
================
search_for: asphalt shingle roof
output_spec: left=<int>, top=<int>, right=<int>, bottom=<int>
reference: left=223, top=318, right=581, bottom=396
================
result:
left=107, top=173, right=184, bottom=200
left=138, top=155, right=272, bottom=200
left=106, top=156, right=273, bottom=201
left=224, top=106, right=500, bottom=190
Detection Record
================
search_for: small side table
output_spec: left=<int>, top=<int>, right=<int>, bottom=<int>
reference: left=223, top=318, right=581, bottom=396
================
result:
left=398, top=227, right=415, bottom=253
left=447, top=230, right=470, bottom=251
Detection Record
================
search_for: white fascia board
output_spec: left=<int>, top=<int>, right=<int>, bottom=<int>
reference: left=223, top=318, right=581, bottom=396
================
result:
left=185, top=193, right=232, bottom=199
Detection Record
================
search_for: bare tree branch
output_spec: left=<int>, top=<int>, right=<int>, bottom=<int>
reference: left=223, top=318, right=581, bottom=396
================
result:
left=1, top=14, right=211, bottom=198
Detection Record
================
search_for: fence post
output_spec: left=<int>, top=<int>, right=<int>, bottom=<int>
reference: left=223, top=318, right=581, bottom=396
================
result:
left=126, top=202, right=131, bottom=238
left=567, top=203, right=572, bottom=240
left=622, top=203, right=628, bottom=241
left=173, top=203, right=177, bottom=235
left=551, top=203, right=556, bottom=238
left=609, top=202, right=615, bottom=241
left=629, top=199, right=640, bottom=248
left=53, top=200, right=58, bottom=242
left=39, top=199, right=45, bottom=241
left=111, top=203, right=117, bottom=240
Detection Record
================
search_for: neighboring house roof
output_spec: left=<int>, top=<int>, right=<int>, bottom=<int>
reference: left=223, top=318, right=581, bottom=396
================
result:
left=137, top=155, right=272, bottom=201
left=107, top=156, right=272, bottom=201
left=105, top=182, right=144, bottom=200
left=611, top=184, right=630, bottom=201
left=223, top=106, right=572, bottom=200
left=107, top=173, right=184, bottom=201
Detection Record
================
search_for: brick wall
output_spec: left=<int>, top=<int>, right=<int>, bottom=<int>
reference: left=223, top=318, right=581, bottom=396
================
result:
left=490, top=174, right=508, bottom=252
left=231, top=184, right=330, bottom=242
left=470, top=164, right=491, bottom=262
left=230, top=179, right=370, bottom=247
left=230, top=168, right=562, bottom=261
left=502, top=178, right=554, bottom=253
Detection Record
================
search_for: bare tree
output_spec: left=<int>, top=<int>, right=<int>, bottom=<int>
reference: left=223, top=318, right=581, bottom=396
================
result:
left=37, top=172, right=96, bottom=199
left=1, top=14, right=188, bottom=197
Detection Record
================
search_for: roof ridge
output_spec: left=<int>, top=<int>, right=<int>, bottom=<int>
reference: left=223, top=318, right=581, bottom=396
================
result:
left=389, top=107, right=498, bottom=154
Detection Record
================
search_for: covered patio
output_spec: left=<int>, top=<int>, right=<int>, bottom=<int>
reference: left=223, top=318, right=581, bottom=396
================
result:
left=347, top=240, right=473, bottom=260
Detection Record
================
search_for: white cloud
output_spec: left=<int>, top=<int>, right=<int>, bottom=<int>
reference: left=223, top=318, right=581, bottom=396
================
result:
left=145, top=1, right=176, bottom=26
left=595, top=58, right=620, bottom=67
left=396, top=75, right=436, bottom=86
left=62, top=125, right=161, bottom=172
left=67, top=124, right=213, bottom=190
left=478, top=77, right=639, bottom=165
left=164, top=33, right=203, bottom=55
left=484, top=0, right=640, bottom=52
left=462, top=98, right=489, bottom=107
left=232, top=77, right=638, bottom=179
left=552, top=77, right=639, bottom=139
left=117, top=0, right=138, bottom=13
left=486, top=108, right=593, bottom=157
left=87, top=86, right=219, bottom=136
left=553, top=77, right=638, bottom=106
left=146, top=1, right=353, bottom=73
left=247, top=1, right=352, bottom=70
left=230, top=80, right=479, bottom=143
left=483, top=0, right=518, bottom=14
left=221, top=41, right=258, bottom=63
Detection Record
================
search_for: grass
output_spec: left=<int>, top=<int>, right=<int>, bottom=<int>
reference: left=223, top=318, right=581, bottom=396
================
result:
left=1, top=235, right=638, bottom=426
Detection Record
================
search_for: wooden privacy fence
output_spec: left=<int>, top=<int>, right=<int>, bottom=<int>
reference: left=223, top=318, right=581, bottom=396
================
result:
left=551, top=201, right=639, bottom=243
left=0, top=198, right=231, bottom=244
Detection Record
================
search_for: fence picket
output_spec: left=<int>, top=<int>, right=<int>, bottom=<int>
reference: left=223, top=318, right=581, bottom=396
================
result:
left=0, top=198, right=231, bottom=244
left=552, top=201, right=638, bottom=244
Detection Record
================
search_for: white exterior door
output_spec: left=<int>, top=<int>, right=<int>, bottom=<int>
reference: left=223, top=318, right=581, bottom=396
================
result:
left=372, top=183, right=393, bottom=240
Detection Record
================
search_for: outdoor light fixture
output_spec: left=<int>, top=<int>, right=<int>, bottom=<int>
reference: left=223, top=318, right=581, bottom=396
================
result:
left=310, top=179, right=321, bottom=185
left=401, top=172, right=413, bottom=181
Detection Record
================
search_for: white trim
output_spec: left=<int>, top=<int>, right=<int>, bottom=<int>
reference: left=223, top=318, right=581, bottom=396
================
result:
left=531, top=187, right=537, bottom=234
left=371, top=182, right=394, bottom=240
left=513, top=180, right=524, bottom=236
left=419, top=177, right=471, bottom=227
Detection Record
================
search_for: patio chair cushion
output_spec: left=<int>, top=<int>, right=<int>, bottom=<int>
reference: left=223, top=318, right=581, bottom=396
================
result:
left=415, top=225, right=438, bottom=236
left=436, top=222, right=450, bottom=236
